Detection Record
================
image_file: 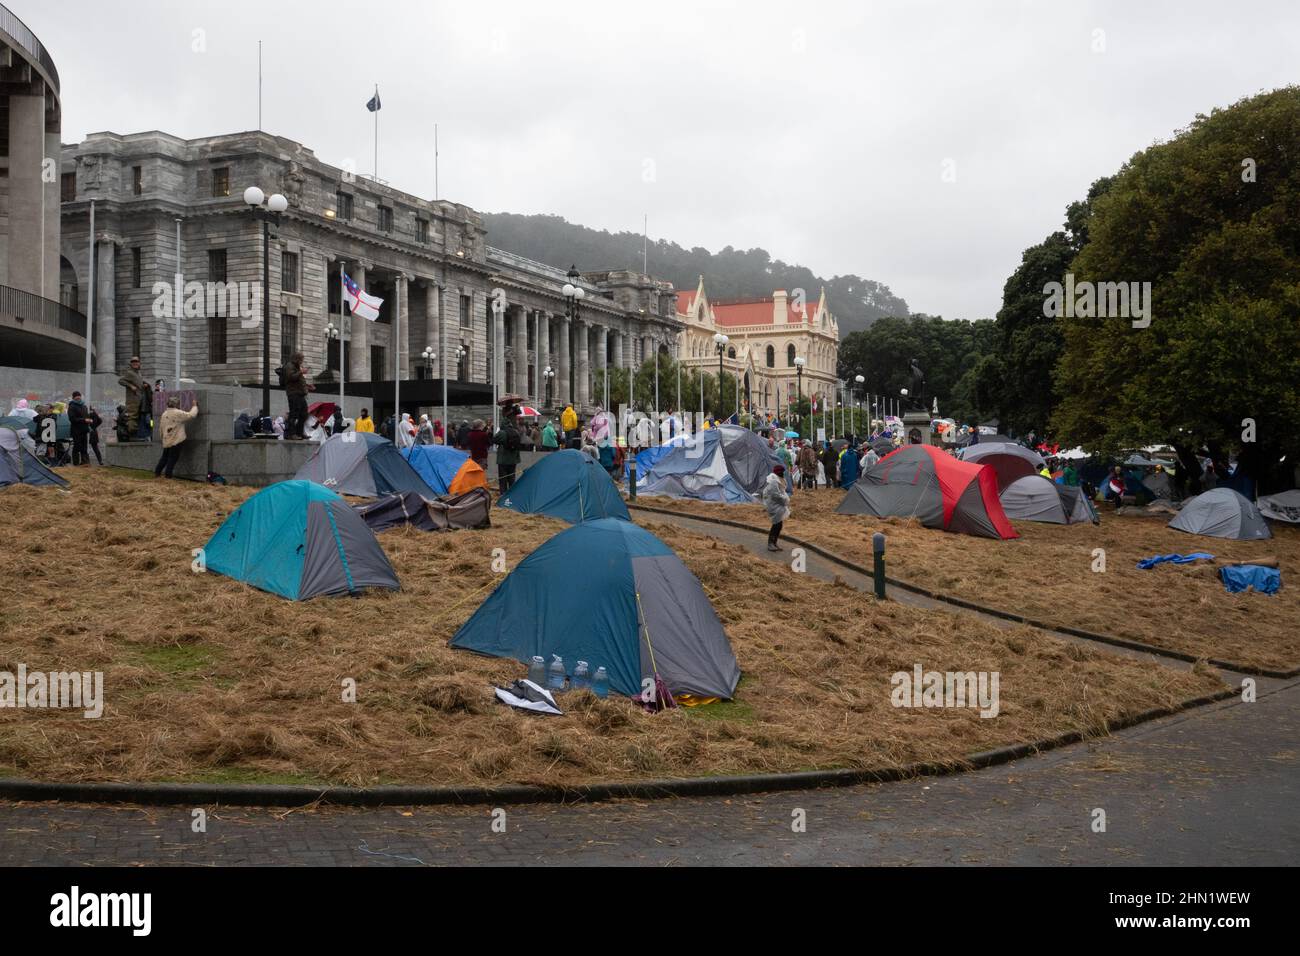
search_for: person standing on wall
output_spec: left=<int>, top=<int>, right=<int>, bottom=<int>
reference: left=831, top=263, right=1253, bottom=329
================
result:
left=282, top=352, right=314, bottom=440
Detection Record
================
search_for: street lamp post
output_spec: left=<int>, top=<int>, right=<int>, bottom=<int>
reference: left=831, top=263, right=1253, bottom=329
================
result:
left=561, top=265, right=585, bottom=413
left=713, top=332, right=729, bottom=422
left=854, top=373, right=865, bottom=436
left=794, top=355, right=806, bottom=437
left=543, top=365, right=556, bottom=408
left=244, top=186, right=288, bottom=417
left=325, top=321, right=343, bottom=422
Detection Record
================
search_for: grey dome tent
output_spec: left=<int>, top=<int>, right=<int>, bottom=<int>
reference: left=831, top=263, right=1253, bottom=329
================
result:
left=1258, top=489, right=1300, bottom=524
left=295, top=432, right=436, bottom=499
left=0, top=445, right=69, bottom=489
left=958, top=441, right=1045, bottom=491
left=1056, top=484, right=1100, bottom=524
left=999, top=475, right=1069, bottom=524
left=1168, top=488, right=1271, bottom=540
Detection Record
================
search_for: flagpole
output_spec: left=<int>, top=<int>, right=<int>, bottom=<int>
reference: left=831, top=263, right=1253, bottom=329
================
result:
left=339, top=265, right=346, bottom=421
left=434, top=124, right=439, bottom=201
left=394, top=283, right=401, bottom=435
left=373, top=83, right=379, bottom=181
left=440, top=283, right=447, bottom=439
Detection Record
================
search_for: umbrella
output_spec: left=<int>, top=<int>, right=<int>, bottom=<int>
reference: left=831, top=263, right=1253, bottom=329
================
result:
left=871, top=438, right=895, bottom=455
left=515, top=405, right=541, bottom=418
left=785, top=430, right=799, bottom=438
left=308, top=401, right=338, bottom=421
left=497, top=393, right=525, bottom=407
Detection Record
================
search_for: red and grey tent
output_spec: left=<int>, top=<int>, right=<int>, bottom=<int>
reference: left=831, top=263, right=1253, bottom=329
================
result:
left=836, top=444, right=1018, bottom=540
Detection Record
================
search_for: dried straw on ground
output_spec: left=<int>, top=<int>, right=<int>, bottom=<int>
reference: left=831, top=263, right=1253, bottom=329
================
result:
left=0, top=472, right=1222, bottom=787
left=642, top=489, right=1300, bottom=673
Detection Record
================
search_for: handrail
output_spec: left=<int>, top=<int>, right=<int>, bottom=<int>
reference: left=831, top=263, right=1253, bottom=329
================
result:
left=0, top=284, right=86, bottom=337
left=0, top=3, right=60, bottom=93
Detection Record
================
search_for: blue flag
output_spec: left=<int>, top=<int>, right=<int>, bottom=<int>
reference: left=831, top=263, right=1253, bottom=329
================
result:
left=366, top=90, right=381, bottom=112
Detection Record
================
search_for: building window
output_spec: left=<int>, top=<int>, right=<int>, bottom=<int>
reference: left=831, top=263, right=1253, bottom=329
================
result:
left=280, top=315, right=298, bottom=365
left=61, top=173, right=76, bottom=202
left=415, top=218, right=429, bottom=243
left=132, top=166, right=143, bottom=195
left=766, top=345, right=775, bottom=368
left=208, top=316, right=227, bottom=364
left=281, top=251, right=299, bottom=293
left=208, top=249, right=227, bottom=283
left=371, top=345, right=386, bottom=379
left=727, top=347, right=736, bottom=359
left=336, top=192, right=354, bottom=220
left=211, top=167, right=230, bottom=198
left=131, top=318, right=141, bottom=358
left=132, top=248, right=142, bottom=288
left=787, top=344, right=796, bottom=367
left=460, top=294, right=472, bottom=328
left=378, top=206, right=393, bottom=232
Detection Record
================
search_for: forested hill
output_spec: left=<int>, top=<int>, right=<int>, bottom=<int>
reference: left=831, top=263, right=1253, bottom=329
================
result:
left=481, top=212, right=909, bottom=335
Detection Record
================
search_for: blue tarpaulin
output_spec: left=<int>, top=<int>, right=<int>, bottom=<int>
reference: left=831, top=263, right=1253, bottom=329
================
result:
left=1135, top=552, right=1215, bottom=569
left=1220, top=565, right=1281, bottom=594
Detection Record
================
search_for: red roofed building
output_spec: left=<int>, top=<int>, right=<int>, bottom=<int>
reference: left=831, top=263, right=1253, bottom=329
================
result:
left=677, top=276, right=839, bottom=419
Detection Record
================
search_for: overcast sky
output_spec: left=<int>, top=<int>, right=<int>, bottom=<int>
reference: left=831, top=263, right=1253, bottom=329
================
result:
left=33, top=0, right=1300, bottom=320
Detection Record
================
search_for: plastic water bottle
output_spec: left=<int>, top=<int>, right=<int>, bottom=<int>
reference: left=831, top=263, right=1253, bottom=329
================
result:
left=591, top=666, right=610, bottom=699
left=573, top=661, right=591, bottom=691
left=527, top=656, right=546, bottom=686
left=547, top=655, right=567, bottom=691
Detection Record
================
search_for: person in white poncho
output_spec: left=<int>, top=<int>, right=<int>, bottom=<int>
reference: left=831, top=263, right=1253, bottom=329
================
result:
left=763, top=463, right=791, bottom=552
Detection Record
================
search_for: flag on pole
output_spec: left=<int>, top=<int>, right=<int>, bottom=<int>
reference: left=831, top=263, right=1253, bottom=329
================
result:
left=342, top=272, right=383, bottom=321
left=366, top=89, right=382, bottom=112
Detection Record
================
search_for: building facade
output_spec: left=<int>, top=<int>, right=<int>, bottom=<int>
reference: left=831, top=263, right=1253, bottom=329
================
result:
left=1, top=3, right=85, bottom=370
left=676, top=276, right=839, bottom=417
left=59, top=129, right=680, bottom=416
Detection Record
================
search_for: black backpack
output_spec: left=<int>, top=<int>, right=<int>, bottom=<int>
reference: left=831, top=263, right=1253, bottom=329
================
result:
left=274, top=365, right=287, bottom=388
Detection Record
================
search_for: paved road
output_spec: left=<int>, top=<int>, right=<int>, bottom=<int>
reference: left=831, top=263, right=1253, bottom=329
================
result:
left=2, top=504, right=1293, bottom=866
left=1, top=679, right=1295, bottom=865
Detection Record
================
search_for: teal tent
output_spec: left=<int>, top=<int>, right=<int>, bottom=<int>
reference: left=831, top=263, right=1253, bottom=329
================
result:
left=203, top=480, right=400, bottom=600
left=500, top=449, right=630, bottom=524
left=450, top=518, right=740, bottom=699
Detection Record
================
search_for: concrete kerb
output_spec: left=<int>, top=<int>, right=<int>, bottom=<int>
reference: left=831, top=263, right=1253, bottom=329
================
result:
left=0, top=688, right=1240, bottom=809
left=627, top=503, right=1300, bottom=681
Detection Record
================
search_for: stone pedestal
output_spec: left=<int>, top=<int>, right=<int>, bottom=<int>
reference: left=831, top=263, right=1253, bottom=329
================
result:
left=902, top=410, right=933, bottom=446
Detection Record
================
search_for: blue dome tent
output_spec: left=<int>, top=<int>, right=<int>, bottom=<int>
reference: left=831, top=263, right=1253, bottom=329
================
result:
left=499, top=449, right=630, bottom=524
left=450, top=519, right=740, bottom=700
left=295, top=432, right=435, bottom=499
left=203, top=481, right=400, bottom=600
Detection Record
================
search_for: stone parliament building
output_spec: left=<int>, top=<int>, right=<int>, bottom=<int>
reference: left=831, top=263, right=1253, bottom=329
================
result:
left=58, top=129, right=681, bottom=419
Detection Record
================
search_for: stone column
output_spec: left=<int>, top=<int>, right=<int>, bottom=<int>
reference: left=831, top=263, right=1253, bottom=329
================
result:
left=598, top=325, right=609, bottom=409
left=349, top=263, right=371, bottom=382
left=95, top=239, right=118, bottom=373
left=558, top=314, right=571, bottom=406
left=575, top=319, right=589, bottom=409
left=395, top=273, right=410, bottom=381
left=537, top=311, right=549, bottom=405
left=512, top=305, right=527, bottom=394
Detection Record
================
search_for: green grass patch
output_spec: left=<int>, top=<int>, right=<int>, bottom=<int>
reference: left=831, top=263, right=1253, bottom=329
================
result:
left=135, top=644, right=217, bottom=676
left=682, top=700, right=756, bottom=722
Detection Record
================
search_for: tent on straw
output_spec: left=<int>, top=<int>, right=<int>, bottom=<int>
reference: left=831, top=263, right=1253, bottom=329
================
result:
left=957, top=441, right=1045, bottom=491
left=450, top=518, right=740, bottom=700
left=1056, top=484, right=1100, bottom=525
left=837, top=444, right=1018, bottom=539
left=1168, top=488, right=1271, bottom=540
left=202, top=480, right=400, bottom=600
left=294, top=432, right=435, bottom=498
left=1142, top=471, right=1175, bottom=500
left=623, top=433, right=693, bottom=480
left=401, top=444, right=489, bottom=496
left=500, top=448, right=630, bottom=524
left=1000, top=475, right=1097, bottom=524
left=638, top=424, right=785, bottom=503
left=0, top=445, right=69, bottom=489
left=1258, top=489, right=1300, bottom=524
left=353, top=488, right=492, bottom=532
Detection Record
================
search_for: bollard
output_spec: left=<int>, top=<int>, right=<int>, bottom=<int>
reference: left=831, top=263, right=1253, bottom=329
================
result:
left=872, top=532, right=886, bottom=600
left=628, top=460, right=637, bottom=499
